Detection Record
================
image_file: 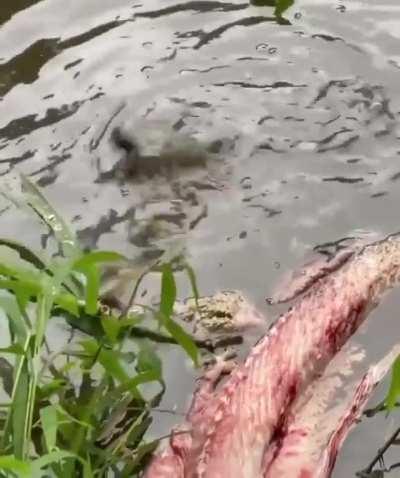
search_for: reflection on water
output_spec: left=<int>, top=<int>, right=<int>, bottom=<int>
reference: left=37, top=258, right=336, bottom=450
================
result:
left=2, top=0, right=400, bottom=474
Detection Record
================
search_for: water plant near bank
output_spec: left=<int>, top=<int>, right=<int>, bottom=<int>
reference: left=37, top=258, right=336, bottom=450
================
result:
left=0, top=176, right=198, bottom=477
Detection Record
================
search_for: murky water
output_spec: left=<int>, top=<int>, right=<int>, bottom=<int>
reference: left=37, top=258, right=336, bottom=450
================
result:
left=2, top=0, right=400, bottom=475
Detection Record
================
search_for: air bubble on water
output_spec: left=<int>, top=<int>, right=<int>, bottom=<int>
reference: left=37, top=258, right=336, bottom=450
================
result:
left=297, top=141, right=317, bottom=152
left=256, top=43, right=269, bottom=51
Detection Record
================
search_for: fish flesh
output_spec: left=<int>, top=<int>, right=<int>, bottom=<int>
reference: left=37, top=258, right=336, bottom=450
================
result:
left=144, top=233, right=400, bottom=478
left=263, top=344, right=400, bottom=477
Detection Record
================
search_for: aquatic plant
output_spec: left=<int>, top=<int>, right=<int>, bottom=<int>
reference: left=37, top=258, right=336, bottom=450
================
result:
left=0, top=176, right=198, bottom=477
left=1, top=177, right=400, bottom=477
left=250, top=0, right=294, bottom=19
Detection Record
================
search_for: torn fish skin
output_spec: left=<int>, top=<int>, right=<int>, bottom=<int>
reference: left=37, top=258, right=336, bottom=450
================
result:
left=144, top=233, right=400, bottom=478
left=262, top=345, right=400, bottom=478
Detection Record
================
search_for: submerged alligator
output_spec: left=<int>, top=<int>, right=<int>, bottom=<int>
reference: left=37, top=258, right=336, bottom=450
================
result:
left=144, top=232, right=400, bottom=478
left=93, top=117, right=235, bottom=254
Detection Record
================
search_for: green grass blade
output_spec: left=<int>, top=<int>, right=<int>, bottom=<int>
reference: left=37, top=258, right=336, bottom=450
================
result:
left=0, top=296, right=29, bottom=343
left=0, top=455, right=31, bottom=477
left=137, top=343, right=162, bottom=380
left=162, top=316, right=198, bottom=367
left=274, top=0, right=294, bottom=17
left=0, top=257, right=41, bottom=283
left=0, top=344, right=24, bottom=354
left=55, top=405, right=93, bottom=430
left=0, top=239, right=47, bottom=271
left=101, top=315, right=140, bottom=343
left=49, top=257, right=86, bottom=299
left=0, top=278, right=41, bottom=312
left=83, top=455, right=94, bottom=478
left=123, top=440, right=158, bottom=477
left=11, top=357, right=30, bottom=459
left=72, top=252, right=125, bottom=315
left=20, top=175, right=80, bottom=258
left=158, top=263, right=198, bottom=365
left=31, top=450, right=87, bottom=476
left=80, top=264, right=100, bottom=315
left=1, top=329, right=31, bottom=454
left=35, top=292, right=53, bottom=355
left=73, top=251, right=125, bottom=270
left=81, top=340, right=129, bottom=383
left=159, top=264, right=176, bottom=320
left=185, top=263, right=199, bottom=306
left=40, top=405, right=58, bottom=452
left=385, top=355, right=400, bottom=410
left=54, top=292, right=80, bottom=316
left=116, top=370, right=162, bottom=398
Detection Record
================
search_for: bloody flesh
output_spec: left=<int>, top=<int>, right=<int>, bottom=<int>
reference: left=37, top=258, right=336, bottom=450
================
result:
left=145, top=234, right=400, bottom=478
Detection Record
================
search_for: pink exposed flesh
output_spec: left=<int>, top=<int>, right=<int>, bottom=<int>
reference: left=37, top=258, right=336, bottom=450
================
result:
left=263, top=345, right=400, bottom=477
left=144, top=233, right=400, bottom=478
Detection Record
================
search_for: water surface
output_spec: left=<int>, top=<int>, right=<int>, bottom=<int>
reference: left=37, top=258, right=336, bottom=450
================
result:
left=1, top=0, right=400, bottom=475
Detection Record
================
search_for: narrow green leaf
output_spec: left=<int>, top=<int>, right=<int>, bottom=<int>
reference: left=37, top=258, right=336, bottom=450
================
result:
left=35, top=292, right=53, bottom=354
left=37, top=380, right=67, bottom=401
left=54, top=292, right=80, bottom=316
left=1, top=333, right=31, bottom=454
left=0, top=455, right=31, bottom=477
left=72, top=252, right=125, bottom=315
left=250, top=0, right=275, bottom=6
left=385, top=355, right=400, bottom=410
left=50, top=258, right=84, bottom=299
left=20, top=174, right=80, bottom=258
left=0, top=296, right=28, bottom=344
left=55, top=405, right=93, bottom=430
left=0, top=247, right=43, bottom=282
left=127, top=440, right=159, bottom=475
left=159, top=263, right=176, bottom=320
left=117, top=370, right=162, bottom=398
left=0, top=238, right=47, bottom=271
left=185, top=263, right=199, bottom=306
left=101, top=315, right=121, bottom=343
left=101, top=315, right=142, bottom=345
left=31, top=450, right=87, bottom=476
left=274, top=0, right=294, bottom=17
left=40, top=405, right=58, bottom=452
left=81, top=340, right=128, bottom=383
left=0, top=344, right=24, bottom=355
left=83, top=455, right=94, bottom=478
left=163, top=316, right=198, bottom=367
left=0, top=278, right=41, bottom=313
left=73, top=251, right=125, bottom=270
left=80, top=264, right=100, bottom=315
left=0, top=344, right=24, bottom=354
left=125, top=415, right=152, bottom=448
left=12, top=357, right=30, bottom=459
left=15, top=288, right=31, bottom=315
left=64, top=312, right=104, bottom=339
left=137, top=342, right=162, bottom=380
